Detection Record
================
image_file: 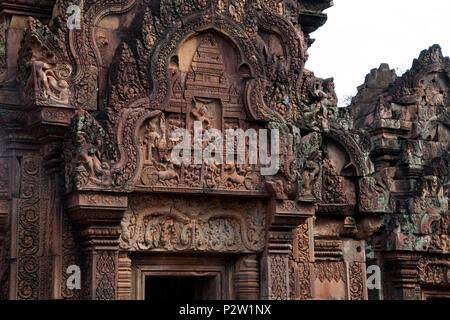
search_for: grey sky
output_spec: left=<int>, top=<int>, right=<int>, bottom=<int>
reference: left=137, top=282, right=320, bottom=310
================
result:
left=305, top=0, right=450, bottom=106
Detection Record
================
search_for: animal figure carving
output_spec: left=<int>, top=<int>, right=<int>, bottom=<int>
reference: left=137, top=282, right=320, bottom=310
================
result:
left=224, top=164, right=246, bottom=186
left=157, top=162, right=179, bottom=184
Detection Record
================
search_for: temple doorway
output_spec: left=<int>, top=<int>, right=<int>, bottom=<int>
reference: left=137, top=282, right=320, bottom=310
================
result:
left=131, top=254, right=234, bottom=300
left=145, top=275, right=218, bottom=300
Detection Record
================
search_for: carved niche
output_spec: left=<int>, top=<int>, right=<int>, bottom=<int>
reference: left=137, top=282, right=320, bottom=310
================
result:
left=119, top=194, right=266, bottom=253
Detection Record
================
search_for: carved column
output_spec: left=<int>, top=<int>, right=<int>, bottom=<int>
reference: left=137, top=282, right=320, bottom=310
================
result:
left=117, top=252, right=132, bottom=300
left=261, top=199, right=315, bottom=300
left=235, top=254, right=259, bottom=300
left=383, top=252, right=420, bottom=300
left=66, top=192, right=127, bottom=300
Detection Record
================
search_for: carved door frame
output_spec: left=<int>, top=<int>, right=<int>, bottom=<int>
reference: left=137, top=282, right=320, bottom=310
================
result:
left=130, top=253, right=235, bottom=300
left=421, top=287, right=450, bottom=300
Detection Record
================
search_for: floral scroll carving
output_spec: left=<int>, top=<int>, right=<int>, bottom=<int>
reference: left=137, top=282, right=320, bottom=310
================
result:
left=349, top=262, right=365, bottom=300
left=314, top=262, right=346, bottom=283
left=270, top=254, right=288, bottom=300
left=95, top=251, right=116, bottom=300
left=17, top=155, right=41, bottom=300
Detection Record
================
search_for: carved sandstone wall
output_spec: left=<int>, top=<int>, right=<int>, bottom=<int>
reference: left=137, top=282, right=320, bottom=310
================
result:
left=0, top=0, right=446, bottom=300
left=351, top=45, right=450, bottom=300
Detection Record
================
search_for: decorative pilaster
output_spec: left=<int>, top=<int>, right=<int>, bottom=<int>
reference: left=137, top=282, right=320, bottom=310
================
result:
left=261, top=199, right=315, bottom=300
left=235, top=254, right=259, bottom=300
left=66, top=192, right=127, bottom=300
left=383, top=252, right=420, bottom=300
left=117, top=252, right=132, bottom=300
left=16, top=154, right=42, bottom=300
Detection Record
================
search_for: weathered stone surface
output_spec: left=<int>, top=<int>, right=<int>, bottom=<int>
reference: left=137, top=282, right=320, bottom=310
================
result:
left=0, top=1, right=446, bottom=300
left=352, top=44, right=449, bottom=300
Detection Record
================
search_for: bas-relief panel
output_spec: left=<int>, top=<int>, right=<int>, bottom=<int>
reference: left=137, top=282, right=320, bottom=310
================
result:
left=120, top=194, right=266, bottom=254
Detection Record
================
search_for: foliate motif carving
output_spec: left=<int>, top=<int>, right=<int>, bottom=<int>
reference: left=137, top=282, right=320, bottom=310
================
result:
left=290, top=220, right=312, bottom=300
left=288, top=256, right=296, bottom=300
left=314, top=262, right=346, bottom=283
left=17, top=155, right=41, bottom=300
left=289, top=257, right=312, bottom=300
left=68, top=0, right=136, bottom=110
left=417, top=257, right=450, bottom=285
left=95, top=251, right=116, bottom=300
left=270, top=254, right=288, bottom=300
left=295, top=222, right=310, bottom=262
left=74, top=66, right=98, bottom=110
left=61, top=212, right=81, bottom=300
left=349, top=262, right=365, bottom=300
left=297, top=262, right=312, bottom=300
left=109, top=43, right=145, bottom=116
left=120, top=195, right=266, bottom=253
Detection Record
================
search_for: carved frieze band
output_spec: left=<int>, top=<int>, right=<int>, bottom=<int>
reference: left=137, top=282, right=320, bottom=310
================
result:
left=120, top=195, right=266, bottom=253
left=314, top=262, right=346, bottom=283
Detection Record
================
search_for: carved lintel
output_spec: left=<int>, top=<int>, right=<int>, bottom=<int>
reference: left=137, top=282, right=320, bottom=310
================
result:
left=119, top=194, right=266, bottom=253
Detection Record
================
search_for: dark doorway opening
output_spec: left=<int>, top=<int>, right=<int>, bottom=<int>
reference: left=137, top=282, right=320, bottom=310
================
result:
left=145, top=276, right=218, bottom=300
